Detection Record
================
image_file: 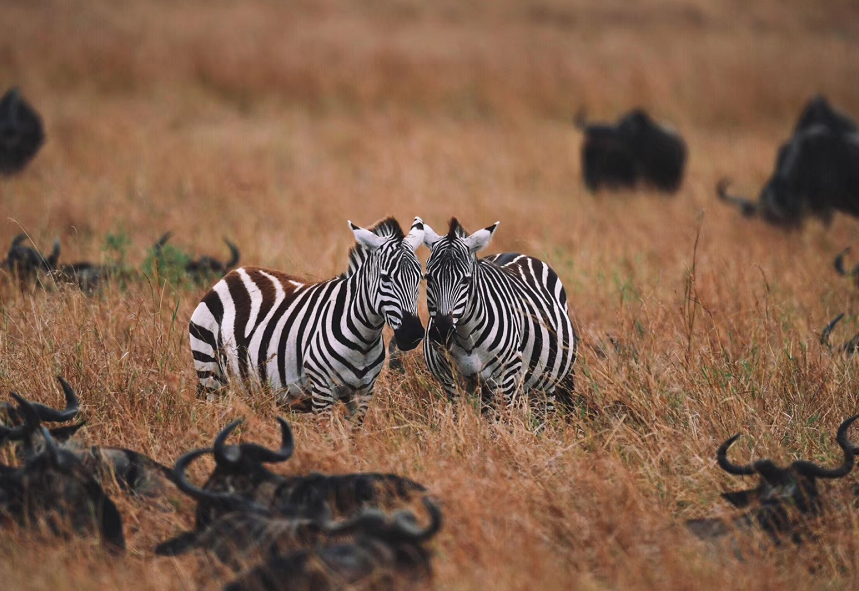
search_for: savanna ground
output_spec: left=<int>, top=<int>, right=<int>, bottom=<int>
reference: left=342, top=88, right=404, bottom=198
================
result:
left=3, top=0, right=859, bottom=589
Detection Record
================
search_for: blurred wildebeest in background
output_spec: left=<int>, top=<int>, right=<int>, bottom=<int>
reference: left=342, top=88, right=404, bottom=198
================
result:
left=575, top=108, right=687, bottom=193
left=686, top=415, right=859, bottom=546
left=155, top=232, right=240, bottom=282
left=717, top=96, right=859, bottom=228
left=0, top=88, right=45, bottom=175
left=0, top=234, right=59, bottom=285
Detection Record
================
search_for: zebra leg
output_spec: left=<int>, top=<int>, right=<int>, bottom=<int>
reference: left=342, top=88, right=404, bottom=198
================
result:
left=552, top=370, right=577, bottom=414
left=423, top=340, right=459, bottom=401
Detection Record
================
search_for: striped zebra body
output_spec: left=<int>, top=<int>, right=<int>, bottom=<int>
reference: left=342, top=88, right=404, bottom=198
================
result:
left=189, top=218, right=425, bottom=417
left=422, top=219, right=577, bottom=412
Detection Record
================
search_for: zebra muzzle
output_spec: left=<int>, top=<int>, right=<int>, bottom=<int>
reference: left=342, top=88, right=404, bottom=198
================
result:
left=428, top=314, right=455, bottom=347
left=394, top=313, right=425, bottom=351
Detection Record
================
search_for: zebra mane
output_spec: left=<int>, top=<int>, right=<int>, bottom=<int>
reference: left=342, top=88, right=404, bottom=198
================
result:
left=447, top=218, right=469, bottom=240
left=344, top=217, right=405, bottom=278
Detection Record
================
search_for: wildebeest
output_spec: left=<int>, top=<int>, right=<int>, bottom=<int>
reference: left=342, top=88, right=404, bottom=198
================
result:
left=0, top=418, right=125, bottom=552
left=1, top=378, right=175, bottom=496
left=223, top=497, right=442, bottom=591
left=834, top=247, right=859, bottom=290
left=155, top=232, right=240, bottom=282
left=0, top=88, right=45, bottom=175
left=686, top=415, right=859, bottom=545
left=820, top=314, right=859, bottom=356
left=717, top=96, right=859, bottom=228
left=178, top=418, right=426, bottom=530
left=0, top=234, right=59, bottom=285
left=575, top=108, right=687, bottom=193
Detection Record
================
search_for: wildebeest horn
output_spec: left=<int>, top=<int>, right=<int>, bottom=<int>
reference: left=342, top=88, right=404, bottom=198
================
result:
left=793, top=414, right=859, bottom=479
left=821, top=313, right=845, bottom=349
left=154, top=232, right=172, bottom=252
left=717, top=434, right=756, bottom=476
left=213, top=417, right=295, bottom=468
left=834, top=248, right=854, bottom=276
left=9, top=392, right=43, bottom=461
left=22, top=376, right=81, bottom=423
left=324, top=497, right=442, bottom=543
left=716, top=178, right=758, bottom=218
left=392, top=497, right=443, bottom=542
left=224, top=239, right=240, bottom=270
left=39, top=425, right=62, bottom=467
left=213, top=419, right=244, bottom=467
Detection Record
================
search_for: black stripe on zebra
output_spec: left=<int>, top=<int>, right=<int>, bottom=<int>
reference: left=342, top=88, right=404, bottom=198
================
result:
left=422, top=218, right=578, bottom=413
left=188, top=217, right=425, bottom=418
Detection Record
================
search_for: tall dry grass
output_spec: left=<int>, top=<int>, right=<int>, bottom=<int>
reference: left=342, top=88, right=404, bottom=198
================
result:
left=3, top=0, right=859, bottom=589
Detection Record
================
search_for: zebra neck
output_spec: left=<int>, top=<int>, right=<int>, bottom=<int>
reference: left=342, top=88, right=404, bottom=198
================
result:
left=345, top=264, right=385, bottom=340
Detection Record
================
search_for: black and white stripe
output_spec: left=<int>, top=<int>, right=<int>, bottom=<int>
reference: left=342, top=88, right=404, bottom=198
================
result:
left=422, top=218, right=577, bottom=413
left=189, top=217, right=425, bottom=417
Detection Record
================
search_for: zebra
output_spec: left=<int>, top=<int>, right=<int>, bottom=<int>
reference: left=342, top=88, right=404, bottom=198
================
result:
left=421, top=218, right=578, bottom=414
left=188, top=217, right=425, bottom=417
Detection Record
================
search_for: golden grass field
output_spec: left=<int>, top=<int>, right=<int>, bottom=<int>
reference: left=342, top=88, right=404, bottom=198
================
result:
left=4, top=0, right=859, bottom=589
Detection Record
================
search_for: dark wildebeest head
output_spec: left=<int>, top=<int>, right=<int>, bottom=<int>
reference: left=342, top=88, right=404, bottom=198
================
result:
left=717, top=97, right=859, bottom=229
left=0, top=378, right=174, bottom=497
left=794, top=95, right=857, bottom=136
left=575, top=108, right=687, bottom=194
left=687, top=415, right=859, bottom=545
left=0, top=395, right=125, bottom=552
left=0, top=234, right=60, bottom=284
left=820, top=313, right=859, bottom=356
left=0, top=376, right=84, bottom=447
left=222, top=497, right=442, bottom=591
left=0, top=87, right=45, bottom=175
left=155, top=232, right=241, bottom=283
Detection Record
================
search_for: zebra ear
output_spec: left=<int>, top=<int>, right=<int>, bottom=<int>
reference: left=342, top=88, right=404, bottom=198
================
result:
left=404, top=217, right=425, bottom=252
left=423, top=223, right=441, bottom=249
left=464, top=222, right=499, bottom=254
left=349, top=221, right=386, bottom=251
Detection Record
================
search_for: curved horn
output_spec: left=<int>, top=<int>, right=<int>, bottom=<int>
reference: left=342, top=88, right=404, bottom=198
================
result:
left=9, top=392, right=42, bottom=461
left=835, top=248, right=852, bottom=276
left=391, top=497, right=443, bottom=542
left=213, top=419, right=244, bottom=468
left=793, top=414, right=859, bottom=479
left=154, top=232, right=172, bottom=252
left=821, top=314, right=845, bottom=349
left=25, top=376, right=81, bottom=423
left=717, top=434, right=756, bottom=476
left=223, top=239, right=240, bottom=270
left=239, top=417, right=295, bottom=464
left=716, top=179, right=759, bottom=218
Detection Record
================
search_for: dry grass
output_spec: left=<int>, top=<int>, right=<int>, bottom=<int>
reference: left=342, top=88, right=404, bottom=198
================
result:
left=3, top=0, right=859, bottom=589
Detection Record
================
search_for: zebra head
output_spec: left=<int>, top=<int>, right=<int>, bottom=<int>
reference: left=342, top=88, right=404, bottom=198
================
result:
left=348, top=217, right=425, bottom=351
left=423, top=218, right=499, bottom=345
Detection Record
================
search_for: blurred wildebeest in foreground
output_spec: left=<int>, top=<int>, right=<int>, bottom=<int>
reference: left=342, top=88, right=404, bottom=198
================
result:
left=717, top=96, right=859, bottom=228
left=575, top=108, right=687, bottom=193
left=0, top=234, right=59, bottom=285
left=172, top=418, right=426, bottom=531
left=686, top=415, right=859, bottom=546
left=1, top=378, right=176, bottom=496
left=0, top=87, right=45, bottom=175
left=223, top=498, right=442, bottom=591
left=820, top=314, right=859, bottom=356
left=155, top=232, right=240, bottom=282
left=0, top=398, right=125, bottom=552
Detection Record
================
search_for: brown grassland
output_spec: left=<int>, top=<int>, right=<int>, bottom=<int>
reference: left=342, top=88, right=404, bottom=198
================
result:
left=4, top=0, right=859, bottom=589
